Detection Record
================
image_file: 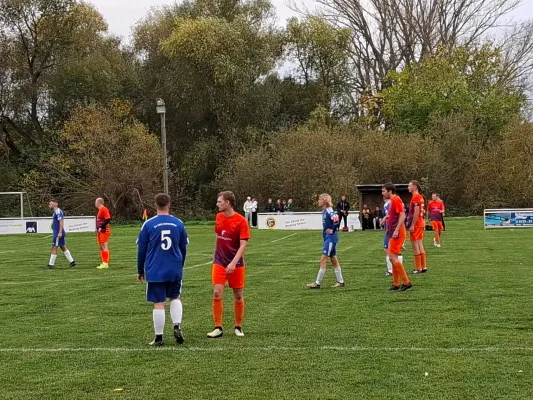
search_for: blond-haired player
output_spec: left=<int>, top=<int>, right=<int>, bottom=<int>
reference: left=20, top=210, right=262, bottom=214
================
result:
left=307, top=194, right=345, bottom=289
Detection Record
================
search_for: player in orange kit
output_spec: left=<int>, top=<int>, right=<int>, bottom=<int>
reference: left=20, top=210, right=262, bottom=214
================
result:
left=408, top=181, right=427, bottom=274
left=427, top=193, right=445, bottom=248
left=95, top=198, right=112, bottom=269
left=207, top=191, right=250, bottom=338
left=382, top=183, right=412, bottom=291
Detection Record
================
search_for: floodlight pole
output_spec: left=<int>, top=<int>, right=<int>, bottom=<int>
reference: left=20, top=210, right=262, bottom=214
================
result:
left=156, top=99, right=169, bottom=195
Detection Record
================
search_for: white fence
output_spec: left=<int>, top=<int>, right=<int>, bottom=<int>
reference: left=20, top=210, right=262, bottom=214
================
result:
left=0, top=217, right=96, bottom=235
left=484, top=209, right=533, bottom=229
left=258, top=212, right=361, bottom=231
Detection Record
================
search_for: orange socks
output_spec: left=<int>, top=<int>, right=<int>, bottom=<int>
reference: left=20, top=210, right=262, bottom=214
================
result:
left=234, top=300, right=245, bottom=328
left=420, top=253, right=426, bottom=269
left=212, top=298, right=223, bottom=327
left=101, top=250, right=110, bottom=264
left=393, top=262, right=410, bottom=285
left=414, top=254, right=422, bottom=271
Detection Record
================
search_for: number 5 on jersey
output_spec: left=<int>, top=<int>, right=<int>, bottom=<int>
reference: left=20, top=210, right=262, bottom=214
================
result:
left=161, top=230, right=172, bottom=250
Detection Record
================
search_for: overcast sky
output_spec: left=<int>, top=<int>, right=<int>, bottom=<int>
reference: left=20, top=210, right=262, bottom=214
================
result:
left=90, top=0, right=533, bottom=42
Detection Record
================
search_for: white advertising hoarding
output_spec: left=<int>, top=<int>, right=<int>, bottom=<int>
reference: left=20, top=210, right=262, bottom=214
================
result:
left=258, top=212, right=361, bottom=231
left=484, top=208, right=533, bottom=229
left=0, top=217, right=96, bottom=235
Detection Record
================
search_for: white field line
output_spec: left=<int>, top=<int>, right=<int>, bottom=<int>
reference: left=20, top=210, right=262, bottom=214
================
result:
left=0, top=346, right=533, bottom=353
left=0, top=261, right=214, bottom=286
left=270, top=233, right=298, bottom=243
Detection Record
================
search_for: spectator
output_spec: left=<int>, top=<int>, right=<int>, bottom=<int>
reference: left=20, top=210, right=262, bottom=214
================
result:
left=373, top=206, right=383, bottom=230
left=276, top=199, right=284, bottom=213
left=265, top=198, right=276, bottom=213
left=285, top=199, right=294, bottom=213
left=282, top=200, right=287, bottom=212
left=243, top=196, right=253, bottom=226
left=251, top=198, right=258, bottom=228
left=336, top=195, right=350, bottom=231
left=361, top=204, right=372, bottom=230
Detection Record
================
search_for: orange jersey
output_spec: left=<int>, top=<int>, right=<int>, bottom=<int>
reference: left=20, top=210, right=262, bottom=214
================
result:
left=97, top=206, right=111, bottom=233
left=428, top=200, right=445, bottom=222
left=386, top=195, right=405, bottom=235
left=214, top=212, right=250, bottom=268
left=409, top=193, right=425, bottom=228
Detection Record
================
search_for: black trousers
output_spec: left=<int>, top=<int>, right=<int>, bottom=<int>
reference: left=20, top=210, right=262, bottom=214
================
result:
left=340, top=213, right=348, bottom=228
left=252, top=212, right=258, bottom=227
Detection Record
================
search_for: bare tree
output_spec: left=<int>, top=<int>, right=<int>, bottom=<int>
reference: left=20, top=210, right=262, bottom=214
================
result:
left=305, top=0, right=523, bottom=98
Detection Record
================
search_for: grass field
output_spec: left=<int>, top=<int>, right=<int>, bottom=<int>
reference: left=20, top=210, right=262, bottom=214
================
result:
left=1, top=219, right=533, bottom=399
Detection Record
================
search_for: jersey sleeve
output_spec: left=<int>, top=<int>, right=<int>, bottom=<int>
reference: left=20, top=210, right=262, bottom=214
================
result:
left=393, top=197, right=404, bottom=213
left=136, top=223, right=150, bottom=275
left=240, top=218, right=251, bottom=240
left=412, top=194, right=421, bottom=207
left=102, top=208, right=111, bottom=219
left=329, top=209, right=340, bottom=226
left=56, top=210, right=64, bottom=220
left=179, top=224, right=188, bottom=267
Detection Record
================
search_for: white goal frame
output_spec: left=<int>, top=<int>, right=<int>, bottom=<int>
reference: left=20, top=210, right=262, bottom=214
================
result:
left=0, top=192, right=26, bottom=219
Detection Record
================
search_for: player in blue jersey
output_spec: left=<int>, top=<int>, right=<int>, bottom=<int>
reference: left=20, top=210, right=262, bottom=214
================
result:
left=45, top=200, right=76, bottom=269
left=137, top=193, right=189, bottom=346
left=307, top=193, right=345, bottom=288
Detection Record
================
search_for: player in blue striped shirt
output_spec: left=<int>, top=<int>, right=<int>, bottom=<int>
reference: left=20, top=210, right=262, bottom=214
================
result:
left=307, top=194, right=345, bottom=289
left=137, top=193, right=188, bottom=346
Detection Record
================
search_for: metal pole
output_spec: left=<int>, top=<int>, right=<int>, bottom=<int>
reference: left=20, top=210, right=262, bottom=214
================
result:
left=20, top=192, right=23, bottom=220
left=160, top=112, right=169, bottom=195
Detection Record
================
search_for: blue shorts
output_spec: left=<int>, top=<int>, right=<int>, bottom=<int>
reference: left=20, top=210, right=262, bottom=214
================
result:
left=146, top=280, right=182, bottom=303
left=322, top=240, right=337, bottom=257
left=52, top=235, right=66, bottom=247
left=384, top=233, right=391, bottom=249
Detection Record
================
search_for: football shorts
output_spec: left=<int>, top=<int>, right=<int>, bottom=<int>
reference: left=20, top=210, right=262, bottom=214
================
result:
left=431, top=221, right=443, bottom=231
left=212, top=264, right=246, bottom=289
left=52, top=235, right=66, bottom=247
left=322, top=240, right=337, bottom=257
left=147, top=280, right=182, bottom=303
left=410, top=226, right=425, bottom=241
left=97, top=231, right=111, bottom=245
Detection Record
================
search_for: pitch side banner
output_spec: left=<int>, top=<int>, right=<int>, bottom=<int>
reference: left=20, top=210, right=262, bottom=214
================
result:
left=484, top=209, right=533, bottom=229
left=0, top=216, right=96, bottom=235
left=258, top=212, right=362, bottom=231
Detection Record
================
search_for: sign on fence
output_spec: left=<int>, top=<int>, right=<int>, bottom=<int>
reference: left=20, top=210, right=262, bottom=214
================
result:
left=484, top=209, right=533, bottom=229
left=0, top=217, right=96, bottom=235
left=258, top=212, right=362, bottom=231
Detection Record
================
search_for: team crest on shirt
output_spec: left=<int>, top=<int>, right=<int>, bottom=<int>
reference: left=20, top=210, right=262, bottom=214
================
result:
left=221, top=230, right=226, bottom=236
left=265, top=217, right=276, bottom=229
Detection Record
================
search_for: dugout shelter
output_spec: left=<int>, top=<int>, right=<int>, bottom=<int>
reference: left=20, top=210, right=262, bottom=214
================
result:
left=355, top=184, right=410, bottom=213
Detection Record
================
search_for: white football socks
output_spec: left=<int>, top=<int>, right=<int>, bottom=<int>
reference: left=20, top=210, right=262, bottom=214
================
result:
left=386, top=256, right=393, bottom=273
left=49, top=254, right=57, bottom=266
left=153, top=309, right=165, bottom=335
left=170, top=299, right=183, bottom=325
left=316, top=268, right=326, bottom=284
left=64, top=250, right=74, bottom=263
left=334, top=266, right=344, bottom=284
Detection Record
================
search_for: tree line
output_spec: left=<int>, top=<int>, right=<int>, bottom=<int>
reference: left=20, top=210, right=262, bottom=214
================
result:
left=0, top=0, right=532, bottom=219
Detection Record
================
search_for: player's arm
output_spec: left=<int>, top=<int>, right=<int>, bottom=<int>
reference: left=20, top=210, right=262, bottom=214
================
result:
left=179, top=225, right=188, bottom=268
left=411, top=204, right=420, bottom=229
left=136, top=226, right=149, bottom=282
left=393, top=212, right=406, bottom=238
left=228, top=240, right=248, bottom=269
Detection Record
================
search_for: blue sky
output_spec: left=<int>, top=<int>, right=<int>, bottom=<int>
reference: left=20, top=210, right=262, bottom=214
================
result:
left=91, top=0, right=533, bottom=41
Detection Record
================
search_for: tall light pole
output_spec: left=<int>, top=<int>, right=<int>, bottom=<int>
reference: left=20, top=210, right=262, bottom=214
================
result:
left=156, top=98, right=169, bottom=195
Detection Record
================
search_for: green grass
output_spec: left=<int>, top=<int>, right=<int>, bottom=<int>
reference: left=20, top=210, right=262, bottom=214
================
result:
left=1, top=219, right=533, bottom=399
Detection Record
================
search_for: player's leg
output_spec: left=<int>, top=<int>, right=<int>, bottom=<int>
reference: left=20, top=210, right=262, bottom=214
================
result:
left=307, top=244, right=330, bottom=288
left=208, top=265, right=226, bottom=338
left=410, top=233, right=422, bottom=273
left=227, top=267, right=245, bottom=336
left=389, top=237, right=411, bottom=291
left=384, top=234, right=392, bottom=275
left=46, top=244, right=59, bottom=269
left=97, top=233, right=110, bottom=269
left=330, top=253, right=345, bottom=287
left=168, top=280, right=184, bottom=344
left=147, top=283, right=166, bottom=346
left=59, top=244, right=76, bottom=267
left=419, top=239, right=427, bottom=272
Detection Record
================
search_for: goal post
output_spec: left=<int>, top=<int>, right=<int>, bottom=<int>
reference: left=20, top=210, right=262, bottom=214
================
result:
left=0, top=192, right=26, bottom=219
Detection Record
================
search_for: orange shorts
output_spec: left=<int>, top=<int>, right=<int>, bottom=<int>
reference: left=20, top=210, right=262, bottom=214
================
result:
left=410, top=226, right=424, bottom=241
left=431, top=221, right=443, bottom=231
left=212, top=264, right=246, bottom=289
left=388, top=226, right=406, bottom=255
left=97, top=231, right=110, bottom=245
